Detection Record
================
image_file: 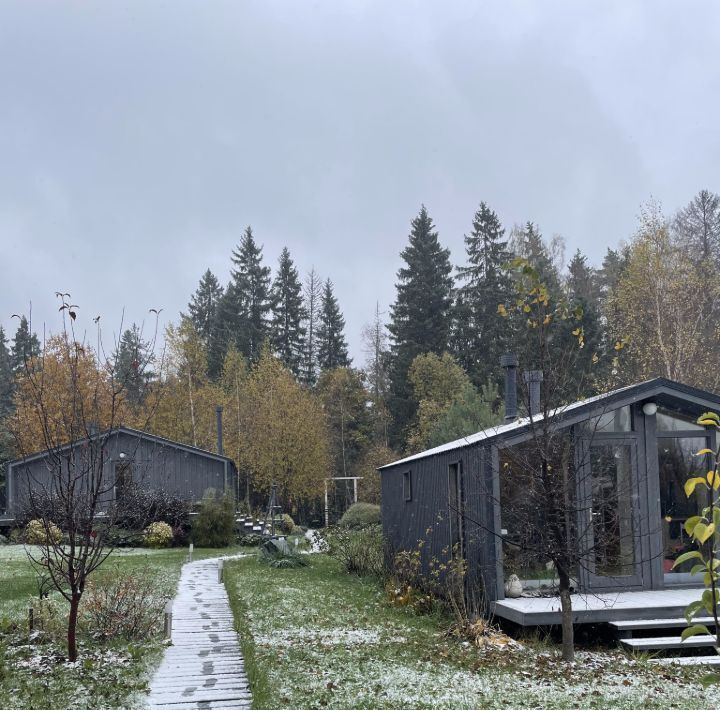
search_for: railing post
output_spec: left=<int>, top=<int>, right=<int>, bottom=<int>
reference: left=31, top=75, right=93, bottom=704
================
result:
left=218, top=559, right=224, bottom=583
left=163, top=600, right=173, bottom=639
left=187, top=542, right=193, bottom=563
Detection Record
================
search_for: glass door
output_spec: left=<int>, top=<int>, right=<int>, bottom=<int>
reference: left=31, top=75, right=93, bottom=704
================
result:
left=580, top=440, right=644, bottom=590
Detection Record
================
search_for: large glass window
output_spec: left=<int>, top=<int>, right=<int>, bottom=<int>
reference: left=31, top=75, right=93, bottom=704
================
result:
left=583, top=406, right=632, bottom=434
left=588, top=444, right=636, bottom=577
left=658, top=437, right=708, bottom=574
left=656, top=408, right=704, bottom=432
left=499, top=438, right=576, bottom=586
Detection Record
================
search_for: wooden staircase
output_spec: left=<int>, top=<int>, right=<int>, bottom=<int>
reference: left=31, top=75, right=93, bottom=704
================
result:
left=611, top=617, right=720, bottom=667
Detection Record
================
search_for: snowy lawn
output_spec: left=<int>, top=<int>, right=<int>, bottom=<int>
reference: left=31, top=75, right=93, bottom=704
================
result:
left=224, top=554, right=720, bottom=709
left=0, top=544, right=239, bottom=709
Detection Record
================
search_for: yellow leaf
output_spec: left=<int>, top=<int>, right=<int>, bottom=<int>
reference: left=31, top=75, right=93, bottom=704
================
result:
left=572, top=328, right=581, bottom=336
left=614, top=341, right=624, bottom=350
left=591, top=353, right=599, bottom=364
left=695, top=522, right=716, bottom=544
left=697, top=412, right=720, bottom=425
left=543, top=314, right=551, bottom=325
left=497, top=304, right=507, bottom=317
left=695, top=449, right=713, bottom=456
left=523, top=304, right=531, bottom=313
left=685, top=477, right=708, bottom=497
left=707, top=471, right=720, bottom=490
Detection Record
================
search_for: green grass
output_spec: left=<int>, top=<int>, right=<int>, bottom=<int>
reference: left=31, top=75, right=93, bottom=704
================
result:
left=224, top=554, right=719, bottom=709
left=0, top=543, right=239, bottom=709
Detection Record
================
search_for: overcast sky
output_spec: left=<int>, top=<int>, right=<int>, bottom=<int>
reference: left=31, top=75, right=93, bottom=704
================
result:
left=2, top=1, right=719, bottom=361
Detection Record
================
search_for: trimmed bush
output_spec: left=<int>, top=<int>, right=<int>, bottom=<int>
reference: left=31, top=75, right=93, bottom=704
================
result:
left=338, top=503, right=381, bottom=529
left=25, top=519, right=62, bottom=545
left=143, top=521, right=173, bottom=548
left=114, top=484, right=191, bottom=531
left=192, top=489, right=236, bottom=547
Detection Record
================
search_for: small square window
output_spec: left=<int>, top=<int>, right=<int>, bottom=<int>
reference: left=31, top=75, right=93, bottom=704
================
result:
left=403, top=470, right=412, bottom=501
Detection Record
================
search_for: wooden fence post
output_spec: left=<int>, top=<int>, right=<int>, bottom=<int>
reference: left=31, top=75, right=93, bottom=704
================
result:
left=218, top=559, right=224, bottom=583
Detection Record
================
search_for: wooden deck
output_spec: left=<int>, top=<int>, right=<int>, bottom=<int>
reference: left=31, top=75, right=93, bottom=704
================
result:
left=492, top=588, right=704, bottom=626
left=147, top=557, right=251, bottom=709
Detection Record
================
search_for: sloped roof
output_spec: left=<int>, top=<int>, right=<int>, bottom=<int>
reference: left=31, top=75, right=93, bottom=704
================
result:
left=379, top=377, right=720, bottom=470
left=8, top=426, right=236, bottom=468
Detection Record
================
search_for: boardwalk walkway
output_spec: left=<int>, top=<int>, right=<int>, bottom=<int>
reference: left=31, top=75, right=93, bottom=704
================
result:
left=147, top=556, right=251, bottom=709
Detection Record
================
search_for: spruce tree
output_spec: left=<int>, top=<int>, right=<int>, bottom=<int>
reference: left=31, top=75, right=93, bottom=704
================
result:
left=270, top=247, right=307, bottom=377
left=187, top=269, right=224, bottom=343
left=454, top=202, right=513, bottom=387
left=11, top=316, right=40, bottom=373
left=387, top=206, right=454, bottom=445
left=230, top=226, right=272, bottom=361
left=316, top=279, right=351, bottom=371
left=207, top=282, right=240, bottom=380
left=0, top=327, right=13, bottom=418
left=563, top=250, right=605, bottom=395
left=302, top=268, right=323, bottom=386
left=115, top=325, right=154, bottom=406
left=511, top=221, right=561, bottom=292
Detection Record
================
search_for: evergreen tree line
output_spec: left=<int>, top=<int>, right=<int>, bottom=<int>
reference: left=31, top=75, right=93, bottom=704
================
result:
left=3, top=190, right=720, bottom=514
left=185, top=227, right=350, bottom=384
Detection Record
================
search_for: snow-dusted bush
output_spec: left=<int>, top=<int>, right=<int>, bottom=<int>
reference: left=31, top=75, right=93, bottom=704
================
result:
left=338, top=503, right=381, bottom=529
left=325, top=524, right=385, bottom=577
left=25, top=519, right=62, bottom=546
left=143, top=521, right=173, bottom=548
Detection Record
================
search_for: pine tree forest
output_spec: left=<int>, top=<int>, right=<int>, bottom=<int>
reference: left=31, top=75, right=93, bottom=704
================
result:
left=4, top=192, right=720, bottom=521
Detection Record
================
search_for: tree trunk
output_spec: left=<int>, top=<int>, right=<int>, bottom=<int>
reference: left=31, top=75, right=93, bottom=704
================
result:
left=558, top=568, right=574, bottom=662
left=67, top=592, right=81, bottom=662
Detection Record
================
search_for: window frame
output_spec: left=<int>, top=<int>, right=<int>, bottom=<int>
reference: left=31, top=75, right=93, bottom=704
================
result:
left=402, top=469, right=412, bottom=502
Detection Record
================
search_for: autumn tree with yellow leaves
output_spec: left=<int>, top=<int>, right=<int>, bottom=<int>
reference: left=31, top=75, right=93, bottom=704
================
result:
left=608, top=201, right=720, bottom=390
left=235, top=345, right=329, bottom=513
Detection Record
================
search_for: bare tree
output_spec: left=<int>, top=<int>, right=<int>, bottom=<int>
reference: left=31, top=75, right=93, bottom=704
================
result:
left=11, top=294, right=158, bottom=661
left=488, top=260, right=639, bottom=661
left=361, top=302, right=391, bottom=446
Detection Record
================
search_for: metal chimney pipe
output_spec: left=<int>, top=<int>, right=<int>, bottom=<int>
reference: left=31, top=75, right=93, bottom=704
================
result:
left=500, top=353, right=519, bottom=422
left=215, top=405, right=224, bottom=455
left=523, top=370, right=544, bottom=417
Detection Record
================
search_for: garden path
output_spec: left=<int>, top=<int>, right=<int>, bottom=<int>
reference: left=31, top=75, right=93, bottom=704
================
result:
left=147, top=555, right=251, bottom=709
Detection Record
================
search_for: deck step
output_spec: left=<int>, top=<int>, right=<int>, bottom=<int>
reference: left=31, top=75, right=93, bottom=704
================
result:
left=610, top=617, right=717, bottom=632
left=650, top=655, right=720, bottom=667
left=621, top=634, right=718, bottom=651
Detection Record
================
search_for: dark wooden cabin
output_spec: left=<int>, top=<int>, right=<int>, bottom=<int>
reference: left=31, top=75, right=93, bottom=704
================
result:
left=3, top=426, right=237, bottom=522
left=378, top=375, right=720, bottom=626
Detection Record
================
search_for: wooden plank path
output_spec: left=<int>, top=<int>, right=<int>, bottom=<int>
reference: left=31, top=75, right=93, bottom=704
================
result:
left=147, top=557, right=251, bottom=709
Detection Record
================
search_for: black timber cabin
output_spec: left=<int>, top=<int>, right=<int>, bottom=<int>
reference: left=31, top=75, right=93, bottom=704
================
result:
left=378, top=373, right=720, bottom=625
left=2, top=425, right=237, bottom=523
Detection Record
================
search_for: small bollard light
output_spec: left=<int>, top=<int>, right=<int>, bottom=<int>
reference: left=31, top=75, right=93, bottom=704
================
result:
left=163, top=600, right=173, bottom=639
left=188, top=542, right=194, bottom=562
left=218, top=559, right=224, bottom=583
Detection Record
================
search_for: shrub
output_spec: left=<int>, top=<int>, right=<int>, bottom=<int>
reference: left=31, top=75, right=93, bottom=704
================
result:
left=143, top=521, right=173, bottom=548
left=258, top=538, right=308, bottom=569
left=25, top=519, right=62, bottom=545
left=81, top=572, right=170, bottom=640
left=192, top=489, right=236, bottom=547
left=338, top=502, right=381, bottom=529
left=114, top=484, right=191, bottom=531
left=324, top=524, right=385, bottom=577
left=279, top=513, right=295, bottom=535
left=238, top=533, right=264, bottom=547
